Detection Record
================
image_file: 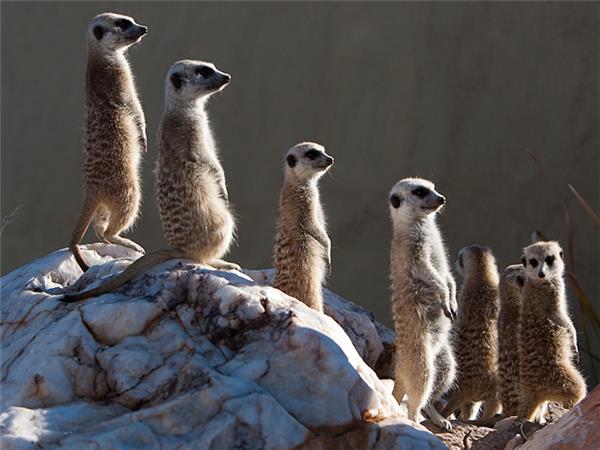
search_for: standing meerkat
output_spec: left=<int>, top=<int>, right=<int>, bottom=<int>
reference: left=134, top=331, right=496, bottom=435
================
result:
left=61, top=60, right=237, bottom=302
left=442, top=245, right=500, bottom=421
left=497, top=264, right=525, bottom=417
left=272, top=143, right=333, bottom=313
left=69, top=13, right=148, bottom=272
left=389, top=177, right=457, bottom=431
left=518, top=241, right=586, bottom=422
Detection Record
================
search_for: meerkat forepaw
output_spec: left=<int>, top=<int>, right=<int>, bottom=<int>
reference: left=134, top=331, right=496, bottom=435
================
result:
left=139, top=136, right=148, bottom=153
left=442, top=303, right=456, bottom=322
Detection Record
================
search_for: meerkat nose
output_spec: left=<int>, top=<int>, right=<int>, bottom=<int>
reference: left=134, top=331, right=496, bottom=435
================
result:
left=139, top=25, right=148, bottom=34
left=325, top=156, right=334, bottom=166
left=222, top=73, right=231, bottom=83
left=538, top=271, right=546, bottom=278
left=438, top=195, right=446, bottom=205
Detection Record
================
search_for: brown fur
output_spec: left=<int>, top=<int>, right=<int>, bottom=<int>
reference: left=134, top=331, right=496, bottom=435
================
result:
left=497, top=264, right=525, bottom=417
left=388, top=178, right=456, bottom=431
left=442, top=245, right=500, bottom=420
left=518, top=241, right=586, bottom=422
left=273, top=143, right=333, bottom=313
left=69, top=13, right=148, bottom=272
left=62, top=60, right=237, bottom=303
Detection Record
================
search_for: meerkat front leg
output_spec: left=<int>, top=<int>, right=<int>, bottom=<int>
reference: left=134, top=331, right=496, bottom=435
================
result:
left=447, top=276, right=458, bottom=320
left=133, top=109, right=147, bottom=152
left=307, top=227, right=331, bottom=275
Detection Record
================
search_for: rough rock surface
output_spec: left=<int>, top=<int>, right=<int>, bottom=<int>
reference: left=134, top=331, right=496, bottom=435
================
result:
left=0, top=245, right=443, bottom=450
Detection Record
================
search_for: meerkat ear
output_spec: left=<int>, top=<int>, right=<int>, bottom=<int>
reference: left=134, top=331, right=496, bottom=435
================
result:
left=516, top=275, right=525, bottom=287
left=170, top=73, right=183, bottom=90
left=521, top=256, right=527, bottom=267
left=286, top=154, right=297, bottom=168
left=390, top=194, right=402, bottom=209
left=458, top=253, right=464, bottom=268
left=559, top=251, right=564, bottom=260
left=93, top=25, right=105, bottom=40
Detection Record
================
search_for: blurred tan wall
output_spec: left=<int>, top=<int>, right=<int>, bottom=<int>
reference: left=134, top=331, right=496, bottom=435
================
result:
left=2, top=2, right=598, bottom=380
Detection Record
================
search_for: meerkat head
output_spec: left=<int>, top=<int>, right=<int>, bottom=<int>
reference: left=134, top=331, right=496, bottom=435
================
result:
left=456, top=244, right=497, bottom=278
left=166, top=60, right=231, bottom=104
left=284, top=142, right=334, bottom=182
left=500, top=264, right=526, bottom=291
left=521, top=241, right=564, bottom=283
left=389, top=177, right=445, bottom=224
left=88, top=13, right=147, bottom=52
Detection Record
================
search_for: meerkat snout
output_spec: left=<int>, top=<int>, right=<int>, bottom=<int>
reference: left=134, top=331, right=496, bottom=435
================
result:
left=285, top=143, right=333, bottom=180
left=89, top=13, right=148, bottom=50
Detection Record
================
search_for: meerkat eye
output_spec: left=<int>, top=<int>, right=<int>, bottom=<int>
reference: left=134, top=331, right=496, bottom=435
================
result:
left=412, top=187, right=429, bottom=198
left=115, top=18, right=132, bottom=30
left=390, top=194, right=402, bottom=209
left=196, top=66, right=215, bottom=78
left=305, top=149, right=320, bottom=160
left=529, top=259, right=538, bottom=268
left=545, top=255, right=555, bottom=266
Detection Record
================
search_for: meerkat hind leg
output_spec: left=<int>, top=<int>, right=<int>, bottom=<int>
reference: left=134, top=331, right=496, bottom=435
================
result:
left=481, top=398, right=501, bottom=420
left=441, top=389, right=470, bottom=418
left=423, top=403, right=452, bottom=431
left=93, top=205, right=111, bottom=243
left=209, top=259, right=241, bottom=271
left=103, top=204, right=145, bottom=254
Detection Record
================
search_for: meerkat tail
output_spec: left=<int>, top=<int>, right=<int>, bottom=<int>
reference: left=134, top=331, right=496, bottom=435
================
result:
left=69, top=196, right=100, bottom=272
left=61, top=249, right=184, bottom=302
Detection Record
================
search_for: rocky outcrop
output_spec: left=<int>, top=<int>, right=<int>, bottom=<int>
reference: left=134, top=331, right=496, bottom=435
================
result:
left=0, top=244, right=442, bottom=449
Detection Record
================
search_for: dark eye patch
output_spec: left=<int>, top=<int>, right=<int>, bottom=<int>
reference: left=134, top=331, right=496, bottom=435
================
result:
left=196, top=66, right=215, bottom=78
left=115, top=18, right=132, bottom=30
left=286, top=154, right=297, bottom=168
left=390, top=194, right=402, bottom=209
left=412, top=187, right=429, bottom=198
left=170, top=72, right=183, bottom=90
left=516, top=275, right=524, bottom=287
left=93, top=25, right=105, bottom=40
left=529, top=258, right=538, bottom=268
left=305, top=149, right=320, bottom=160
left=545, top=255, right=555, bottom=266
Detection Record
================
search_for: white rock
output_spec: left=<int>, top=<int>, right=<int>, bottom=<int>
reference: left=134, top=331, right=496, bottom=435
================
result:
left=0, top=245, right=445, bottom=449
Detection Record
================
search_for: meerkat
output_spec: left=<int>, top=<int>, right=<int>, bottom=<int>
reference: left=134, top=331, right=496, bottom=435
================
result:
left=69, top=13, right=148, bottom=272
left=518, top=241, right=586, bottom=422
left=497, top=264, right=525, bottom=418
left=61, top=59, right=238, bottom=302
left=441, top=245, right=500, bottom=421
left=272, top=143, right=333, bottom=313
left=389, top=177, right=457, bottom=431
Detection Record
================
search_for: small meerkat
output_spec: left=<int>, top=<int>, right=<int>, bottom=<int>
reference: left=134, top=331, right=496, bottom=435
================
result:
left=442, top=245, right=500, bottom=421
left=69, top=13, right=148, bottom=272
left=272, top=143, right=333, bottom=313
left=62, top=60, right=237, bottom=302
left=497, top=264, right=525, bottom=418
left=518, top=241, right=586, bottom=422
left=389, top=177, right=457, bottom=431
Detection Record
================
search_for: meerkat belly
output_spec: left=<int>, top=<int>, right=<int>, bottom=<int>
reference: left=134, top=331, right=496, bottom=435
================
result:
left=274, top=232, right=323, bottom=294
left=158, top=162, right=232, bottom=256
